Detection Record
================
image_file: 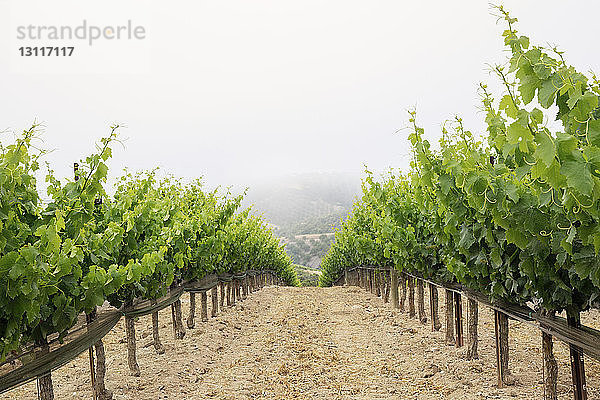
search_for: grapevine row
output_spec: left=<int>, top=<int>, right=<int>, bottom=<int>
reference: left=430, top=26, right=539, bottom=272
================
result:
left=0, top=126, right=297, bottom=398
left=320, top=7, right=599, bottom=399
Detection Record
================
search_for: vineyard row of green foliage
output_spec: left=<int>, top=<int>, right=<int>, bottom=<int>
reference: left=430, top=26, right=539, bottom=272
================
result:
left=0, top=127, right=297, bottom=361
left=320, top=7, right=600, bottom=318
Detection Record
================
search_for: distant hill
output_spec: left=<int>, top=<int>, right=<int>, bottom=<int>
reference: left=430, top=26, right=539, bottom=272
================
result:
left=242, top=172, right=361, bottom=232
left=241, top=172, right=361, bottom=274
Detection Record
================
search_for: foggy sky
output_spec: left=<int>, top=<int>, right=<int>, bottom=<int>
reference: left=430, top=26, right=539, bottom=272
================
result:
left=1, top=1, right=599, bottom=190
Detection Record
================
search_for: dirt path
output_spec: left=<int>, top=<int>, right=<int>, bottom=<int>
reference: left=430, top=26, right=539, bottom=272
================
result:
left=5, top=286, right=600, bottom=399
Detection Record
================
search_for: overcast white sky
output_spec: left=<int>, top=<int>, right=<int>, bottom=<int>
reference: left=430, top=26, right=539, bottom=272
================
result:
left=1, top=1, right=599, bottom=190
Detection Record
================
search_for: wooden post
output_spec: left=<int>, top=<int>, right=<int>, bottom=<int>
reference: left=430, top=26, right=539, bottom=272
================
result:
left=429, top=284, right=435, bottom=331
left=542, top=310, right=558, bottom=400
left=151, top=304, right=165, bottom=354
left=86, top=314, right=96, bottom=400
left=362, top=269, right=367, bottom=289
left=466, top=298, right=478, bottom=360
left=172, top=300, right=185, bottom=339
left=408, top=277, right=416, bottom=318
left=362, top=269, right=366, bottom=289
left=201, top=291, right=208, bottom=322
left=219, top=282, right=225, bottom=307
left=125, top=316, right=141, bottom=376
left=454, top=292, right=463, bottom=347
left=36, top=338, right=55, bottom=400
left=171, top=303, right=177, bottom=338
left=567, top=311, right=588, bottom=400
left=495, top=310, right=504, bottom=388
left=399, top=274, right=406, bottom=311
left=429, top=284, right=441, bottom=331
left=226, top=283, right=232, bottom=306
left=371, top=270, right=375, bottom=293
left=360, top=269, right=365, bottom=288
left=390, top=269, right=399, bottom=309
left=344, top=268, right=349, bottom=286
left=86, top=310, right=112, bottom=400
left=187, top=293, right=196, bottom=329
left=494, top=310, right=510, bottom=387
left=231, top=281, right=237, bottom=305
left=445, top=289, right=455, bottom=345
left=417, top=279, right=427, bottom=323
left=382, top=271, right=389, bottom=302
left=93, top=340, right=112, bottom=400
left=211, top=287, right=218, bottom=317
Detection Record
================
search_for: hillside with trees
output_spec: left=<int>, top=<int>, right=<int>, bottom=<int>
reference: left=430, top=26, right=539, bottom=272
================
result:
left=242, top=173, right=360, bottom=283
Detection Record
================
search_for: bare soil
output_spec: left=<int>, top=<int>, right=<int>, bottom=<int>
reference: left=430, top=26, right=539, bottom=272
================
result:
left=5, top=286, right=600, bottom=399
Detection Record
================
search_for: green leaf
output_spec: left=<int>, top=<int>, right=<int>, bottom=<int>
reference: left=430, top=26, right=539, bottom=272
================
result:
left=571, top=92, right=598, bottom=121
left=593, top=232, right=600, bottom=255
left=499, top=95, right=518, bottom=119
left=505, top=182, right=520, bottom=203
left=583, top=146, right=600, bottom=169
left=0, top=251, right=20, bottom=273
left=517, top=64, right=540, bottom=105
left=560, top=160, right=593, bottom=196
left=586, top=119, right=600, bottom=147
left=490, top=248, right=502, bottom=268
left=458, top=226, right=475, bottom=250
left=506, top=122, right=533, bottom=152
left=101, top=147, right=112, bottom=162
left=492, top=281, right=507, bottom=297
left=534, top=132, right=556, bottom=166
left=555, top=133, right=577, bottom=158
left=533, top=63, right=551, bottom=80
left=529, top=108, right=544, bottom=125
left=506, top=227, right=528, bottom=249
left=567, top=90, right=583, bottom=109
left=539, top=75, right=560, bottom=108
left=518, top=36, right=529, bottom=49
left=438, top=174, right=452, bottom=195
left=20, top=246, right=39, bottom=264
left=566, top=226, right=576, bottom=244
left=8, top=257, right=27, bottom=280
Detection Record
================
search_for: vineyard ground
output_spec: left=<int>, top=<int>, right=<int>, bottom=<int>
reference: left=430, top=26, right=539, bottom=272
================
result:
left=5, top=286, right=600, bottom=399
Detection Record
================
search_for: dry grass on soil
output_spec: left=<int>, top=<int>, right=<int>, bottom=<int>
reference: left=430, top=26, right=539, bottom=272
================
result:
left=5, top=286, right=600, bottom=399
